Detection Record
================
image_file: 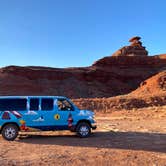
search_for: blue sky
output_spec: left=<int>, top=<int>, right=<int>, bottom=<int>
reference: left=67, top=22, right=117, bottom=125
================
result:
left=0, top=0, right=165, bottom=68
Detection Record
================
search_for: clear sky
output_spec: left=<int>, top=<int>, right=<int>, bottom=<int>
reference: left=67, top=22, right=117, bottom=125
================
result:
left=0, top=0, right=165, bottom=68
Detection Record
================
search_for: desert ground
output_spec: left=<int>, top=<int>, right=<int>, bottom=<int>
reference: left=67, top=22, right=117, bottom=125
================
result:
left=0, top=106, right=166, bottom=166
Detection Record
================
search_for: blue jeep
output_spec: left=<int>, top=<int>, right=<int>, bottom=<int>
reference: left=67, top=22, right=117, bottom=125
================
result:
left=0, top=96, right=96, bottom=141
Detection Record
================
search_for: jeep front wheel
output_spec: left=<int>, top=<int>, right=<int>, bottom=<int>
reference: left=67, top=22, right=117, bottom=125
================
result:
left=76, top=122, right=91, bottom=138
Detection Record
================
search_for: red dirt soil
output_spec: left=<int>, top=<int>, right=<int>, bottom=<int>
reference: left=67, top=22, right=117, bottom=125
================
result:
left=0, top=107, right=165, bottom=165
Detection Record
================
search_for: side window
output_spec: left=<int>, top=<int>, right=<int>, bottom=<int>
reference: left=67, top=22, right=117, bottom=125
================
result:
left=30, top=98, right=39, bottom=110
left=0, top=99, right=27, bottom=111
left=41, top=98, right=53, bottom=111
left=57, top=99, right=74, bottom=111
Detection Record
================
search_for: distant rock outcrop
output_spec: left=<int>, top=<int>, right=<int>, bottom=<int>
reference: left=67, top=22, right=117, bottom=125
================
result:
left=112, top=36, right=148, bottom=57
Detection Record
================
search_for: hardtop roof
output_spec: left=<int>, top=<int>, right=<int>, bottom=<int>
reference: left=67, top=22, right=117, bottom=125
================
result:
left=0, top=96, right=67, bottom=99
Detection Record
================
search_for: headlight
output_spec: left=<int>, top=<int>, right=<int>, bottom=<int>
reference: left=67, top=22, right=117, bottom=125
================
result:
left=89, top=115, right=95, bottom=120
left=92, top=115, right=95, bottom=120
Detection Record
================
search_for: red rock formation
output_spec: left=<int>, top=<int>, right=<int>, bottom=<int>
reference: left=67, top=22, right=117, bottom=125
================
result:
left=73, top=70, right=166, bottom=111
left=112, top=36, right=148, bottom=57
left=131, top=70, right=166, bottom=96
left=0, top=55, right=166, bottom=98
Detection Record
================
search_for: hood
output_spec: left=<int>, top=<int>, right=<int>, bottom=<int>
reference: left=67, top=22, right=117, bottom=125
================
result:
left=78, top=110, right=94, bottom=116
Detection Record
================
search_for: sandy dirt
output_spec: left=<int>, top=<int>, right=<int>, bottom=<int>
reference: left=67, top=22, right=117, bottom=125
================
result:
left=0, top=107, right=166, bottom=166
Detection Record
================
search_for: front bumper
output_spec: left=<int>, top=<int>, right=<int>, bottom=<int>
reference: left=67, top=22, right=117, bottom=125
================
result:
left=91, top=123, right=97, bottom=130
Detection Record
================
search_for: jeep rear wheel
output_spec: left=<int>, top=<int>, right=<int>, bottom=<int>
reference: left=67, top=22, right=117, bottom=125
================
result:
left=76, top=122, right=91, bottom=138
left=2, top=124, right=18, bottom=141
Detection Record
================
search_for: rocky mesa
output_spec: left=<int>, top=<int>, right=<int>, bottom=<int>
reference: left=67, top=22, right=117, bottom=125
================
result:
left=0, top=37, right=166, bottom=101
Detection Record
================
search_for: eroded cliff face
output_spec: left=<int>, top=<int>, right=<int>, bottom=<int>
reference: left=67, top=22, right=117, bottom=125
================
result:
left=0, top=55, right=166, bottom=98
left=73, top=70, right=166, bottom=111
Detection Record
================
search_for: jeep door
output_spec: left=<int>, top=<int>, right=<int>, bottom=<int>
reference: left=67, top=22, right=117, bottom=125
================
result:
left=55, top=98, right=75, bottom=129
left=23, top=98, right=41, bottom=130
left=36, top=97, right=57, bottom=130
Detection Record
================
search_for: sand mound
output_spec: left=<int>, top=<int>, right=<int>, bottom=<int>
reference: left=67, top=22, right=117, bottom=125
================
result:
left=132, top=71, right=166, bottom=96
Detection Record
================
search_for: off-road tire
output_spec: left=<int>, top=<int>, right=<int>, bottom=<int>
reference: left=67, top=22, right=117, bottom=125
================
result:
left=2, top=124, right=19, bottom=141
left=76, top=122, right=91, bottom=138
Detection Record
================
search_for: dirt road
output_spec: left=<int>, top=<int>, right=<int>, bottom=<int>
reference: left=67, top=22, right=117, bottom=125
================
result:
left=0, top=107, right=166, bottom=166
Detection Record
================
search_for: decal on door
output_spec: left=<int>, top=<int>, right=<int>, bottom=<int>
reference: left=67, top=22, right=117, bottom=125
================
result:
left=33, top=116, right=44, bottom=122
left=25, top=110, right=38, bottom=115
left=2, top=110, right=22, bottom=120
left=19, top=119, right=29, bottom=131
left=54, top=114, right=60, bottom=120
left=68, top=113, right=73, bottom=128
left=2, top=111, right=10, bottom=120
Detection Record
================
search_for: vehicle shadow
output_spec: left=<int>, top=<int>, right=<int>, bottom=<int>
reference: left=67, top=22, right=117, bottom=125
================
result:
left=17, top=131, right=166, bottom=153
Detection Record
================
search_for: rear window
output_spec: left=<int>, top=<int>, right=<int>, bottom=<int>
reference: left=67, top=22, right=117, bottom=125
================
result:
left=41, top=98, right=53, bottom=110
left=0, top=99, right=27, bottom=111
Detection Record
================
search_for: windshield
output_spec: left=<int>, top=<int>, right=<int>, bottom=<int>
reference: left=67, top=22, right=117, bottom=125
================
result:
left=57, top=99, right=74, bottom=111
